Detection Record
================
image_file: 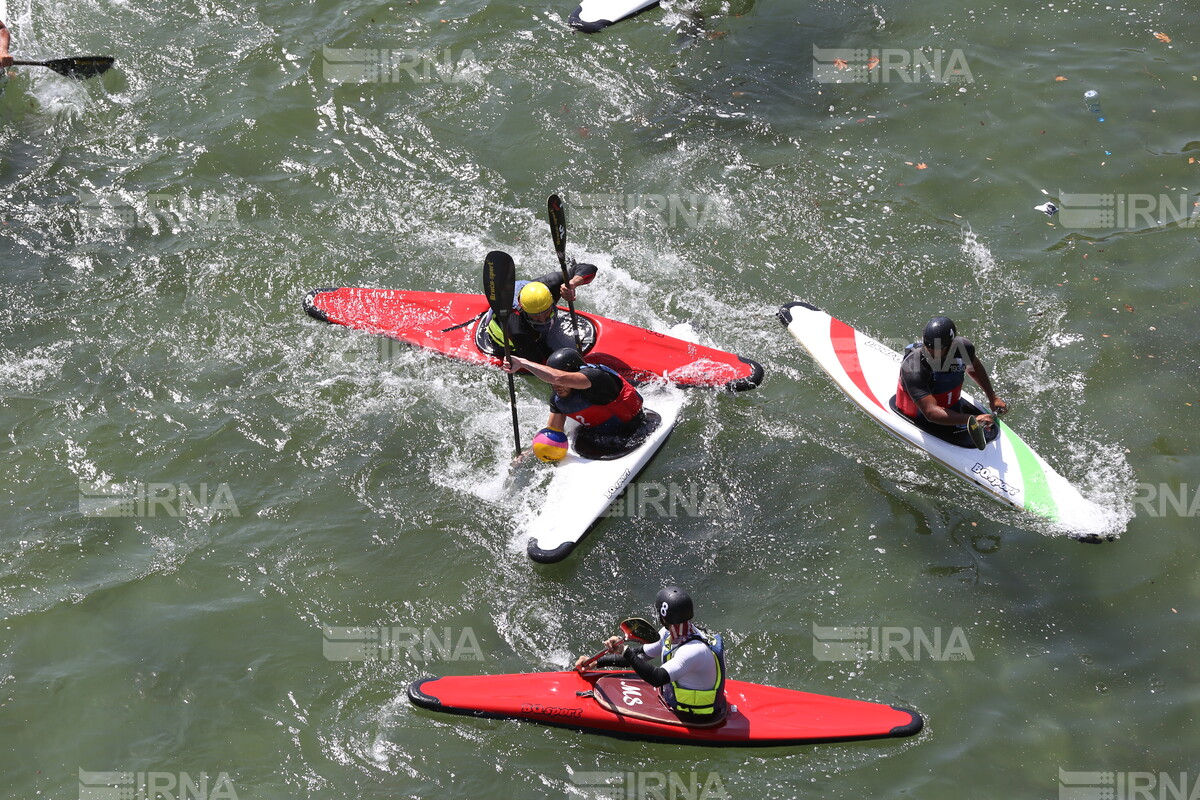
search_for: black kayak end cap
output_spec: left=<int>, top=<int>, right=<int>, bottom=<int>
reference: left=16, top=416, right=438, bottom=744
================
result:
left=303, top=287, right=340, bottom=323
left=888, top=706, right=924, bottom=738
left=527, top=538, right=576, bottom=564
left=727, top=357, right=765, bottom=392
left=568, top=7, right=615, bottom=33
left=776, top=301, right=821, bottom=327
left=407, top=678, right=442, bottom=710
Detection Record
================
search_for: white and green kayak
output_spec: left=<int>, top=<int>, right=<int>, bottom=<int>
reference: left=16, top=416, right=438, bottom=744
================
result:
left=778, top=302, right=1118, bottom=541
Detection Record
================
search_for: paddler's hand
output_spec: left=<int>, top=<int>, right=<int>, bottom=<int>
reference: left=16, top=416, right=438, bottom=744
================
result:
left=604, top=634, right=624, bottom=654
left=560, top=284, right=577, bottom=302
left=976, top=413, right=996, bottom=430
left=501, top=355, right=527, bottom=374
left=990, top=397, right=1008, bottom=416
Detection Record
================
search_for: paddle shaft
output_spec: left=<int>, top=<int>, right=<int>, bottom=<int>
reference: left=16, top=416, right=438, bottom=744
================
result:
left=548, top=195, right=583, bottom=351
left=11, top=56, right=114, bottom=79
left=483, top=251, right=522, bottom=457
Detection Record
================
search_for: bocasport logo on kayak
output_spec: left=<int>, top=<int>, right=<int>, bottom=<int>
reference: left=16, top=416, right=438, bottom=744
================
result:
left=568, top=771, right=728, bottom=800
left=812, top=624, right=974, bottom=662
left=75, top=190, right=238, bottom=232
left=603, top=481, right=728, bottom=519
left=970, top=463, right=1019, bottom=497
left=77, top=480, right=240, bottom=520
left=520, top=703, right=582, bottom=719
left=572, top=193, right=721, bottom=231
left=812, top=45, right=974, bottom=84
left=1058, top=768, right=1200, bottom=800
left=1049, top=191, right=1200, bottom=231
left=322, top=626, right=483, bottom=662
left=77, top=768, right=238, bottom=800
left=322, top=47, right=476, bottom=85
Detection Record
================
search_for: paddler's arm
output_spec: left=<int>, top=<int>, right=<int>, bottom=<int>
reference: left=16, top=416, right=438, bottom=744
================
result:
left=623, top=643, right=671, bottom=687
left=537, top=263, right=597, bottom=302
left=915, top=394, right=995, bottom=429
left=503, top=355, right=592, bottom=391
left=967, top=356, right=1007, bottom=417
left=0, top=21, right=13, bottom=68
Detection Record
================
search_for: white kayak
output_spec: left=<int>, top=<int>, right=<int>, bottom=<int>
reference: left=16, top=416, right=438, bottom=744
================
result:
left=778, top=301, right=1118, bottom=541
left=526, top=382, right=684, bottom=562
left=569, top=0, right=660, bottom=33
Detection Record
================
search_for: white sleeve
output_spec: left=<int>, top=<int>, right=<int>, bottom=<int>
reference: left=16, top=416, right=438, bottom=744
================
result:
left=640, top=627, right=668, bottom=659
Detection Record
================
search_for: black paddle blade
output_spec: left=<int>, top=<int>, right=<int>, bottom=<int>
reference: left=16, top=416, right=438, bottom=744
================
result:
left=548, top=194, right=567, bottom=262
left=967, top=416, right=987, bottom=450
left=45, top=56, right=115, bottom=79
left=483, top=250, right=516, bottom=317
left=621, top=617, right=659, bottom=643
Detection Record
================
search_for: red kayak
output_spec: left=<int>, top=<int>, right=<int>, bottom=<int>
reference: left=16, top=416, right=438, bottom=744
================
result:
left=407, top=670, right=923, bottom=747
left=303, top=287, right=764, bottom=391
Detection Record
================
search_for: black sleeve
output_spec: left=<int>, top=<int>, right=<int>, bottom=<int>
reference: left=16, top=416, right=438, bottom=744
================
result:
left=568, top=262, right=598, bottom=283
left=578, top=366, right=620, bottom=405
left=624, top=643, right=671, bottom=687
left=533, top=271, right=566, bottom=298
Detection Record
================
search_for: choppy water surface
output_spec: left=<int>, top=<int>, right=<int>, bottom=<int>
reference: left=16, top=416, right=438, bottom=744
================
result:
left=2, top=0, right=1197, bottom=798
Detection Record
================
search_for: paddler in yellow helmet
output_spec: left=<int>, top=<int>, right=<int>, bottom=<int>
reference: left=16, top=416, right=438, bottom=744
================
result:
left=482, top=261, right=597, bottom=364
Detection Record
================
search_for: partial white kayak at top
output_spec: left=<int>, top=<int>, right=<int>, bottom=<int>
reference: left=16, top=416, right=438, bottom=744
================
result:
left=569, top=0, right=660, bottom=33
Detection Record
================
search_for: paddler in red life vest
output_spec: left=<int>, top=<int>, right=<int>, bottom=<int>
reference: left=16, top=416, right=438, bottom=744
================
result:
left=483, top=262, right=598, bottom=364
left=502, top=348, right=645, bottom=461
left=894, top=316, right=1008, bottom=443
left=575, top=586, right=728, bottom=723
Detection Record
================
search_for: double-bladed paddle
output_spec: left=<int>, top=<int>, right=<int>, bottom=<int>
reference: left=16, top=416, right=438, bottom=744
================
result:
left=11, top=56, right=114, bottom=80
left=547, top=194, right=584, bottom=352
left=576, top=617, right=660, bottom=672
left=483, top=251, right=522, bottom=457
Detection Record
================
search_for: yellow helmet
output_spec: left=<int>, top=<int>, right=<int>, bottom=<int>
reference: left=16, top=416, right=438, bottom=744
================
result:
left=518, top=282, right=554, bottom=315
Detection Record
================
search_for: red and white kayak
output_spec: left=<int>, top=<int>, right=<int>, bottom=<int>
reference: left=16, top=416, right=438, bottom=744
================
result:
left=408, top=669, right=922, bottom=747
left=778, top=301, right=1119, bottom=540
left=303, top=288, right=763, bottom=392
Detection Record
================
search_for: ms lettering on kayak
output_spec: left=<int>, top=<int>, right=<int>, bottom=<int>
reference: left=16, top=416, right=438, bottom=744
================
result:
left=602, top=481, right=727, bottom=520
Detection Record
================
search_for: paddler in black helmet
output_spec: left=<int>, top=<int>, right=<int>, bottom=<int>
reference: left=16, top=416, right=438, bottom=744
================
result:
left=575, top=586, right=728, bottom=723
left=893, top=315, right=1008, bottom=446
left=482, top=262, right=598, bottom=364
left=502, top=347, right=646, bottom=461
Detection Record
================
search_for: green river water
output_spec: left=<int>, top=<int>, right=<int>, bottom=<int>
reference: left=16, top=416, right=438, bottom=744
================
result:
left=1, top=0, right=1198, bottom=798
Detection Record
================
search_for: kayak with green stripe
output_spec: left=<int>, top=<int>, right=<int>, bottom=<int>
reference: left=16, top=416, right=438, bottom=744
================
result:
left=777, top=302, right=1118, bottom=541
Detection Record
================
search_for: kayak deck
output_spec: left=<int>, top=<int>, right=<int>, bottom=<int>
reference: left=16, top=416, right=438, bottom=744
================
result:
left=407, top=670, right=923, bottom=747
left=304, top=287, right=763, bottom=391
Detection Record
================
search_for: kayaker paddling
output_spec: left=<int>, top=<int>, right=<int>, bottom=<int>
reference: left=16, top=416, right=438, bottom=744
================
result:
left=503, top=348, right=647, bottom=461
left=1, top=19, right=13, bottom=69
left=575, top=586, right=728, bottom=723
left=481, top=263, right=597, bottom=364
left=893, top=315, right=1008, bottom=449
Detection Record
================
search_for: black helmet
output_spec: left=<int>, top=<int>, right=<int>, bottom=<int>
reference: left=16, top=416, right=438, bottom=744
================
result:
left=654, top=586, right=694, bottom=626
left=922, top=316, right=957, bottom=351
left=546, top=348, right=585, bottom=372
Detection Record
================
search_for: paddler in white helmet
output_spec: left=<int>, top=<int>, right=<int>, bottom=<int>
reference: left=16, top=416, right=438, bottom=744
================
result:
left=482, top=261, right=597, bottom=364
left=575, top=586, right=728, bottom=723
left=502, top=347, right=645, bottom=462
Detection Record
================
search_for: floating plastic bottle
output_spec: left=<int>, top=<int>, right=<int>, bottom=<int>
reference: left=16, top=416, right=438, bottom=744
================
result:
left=1084, top=90, right=1105, bottom=122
